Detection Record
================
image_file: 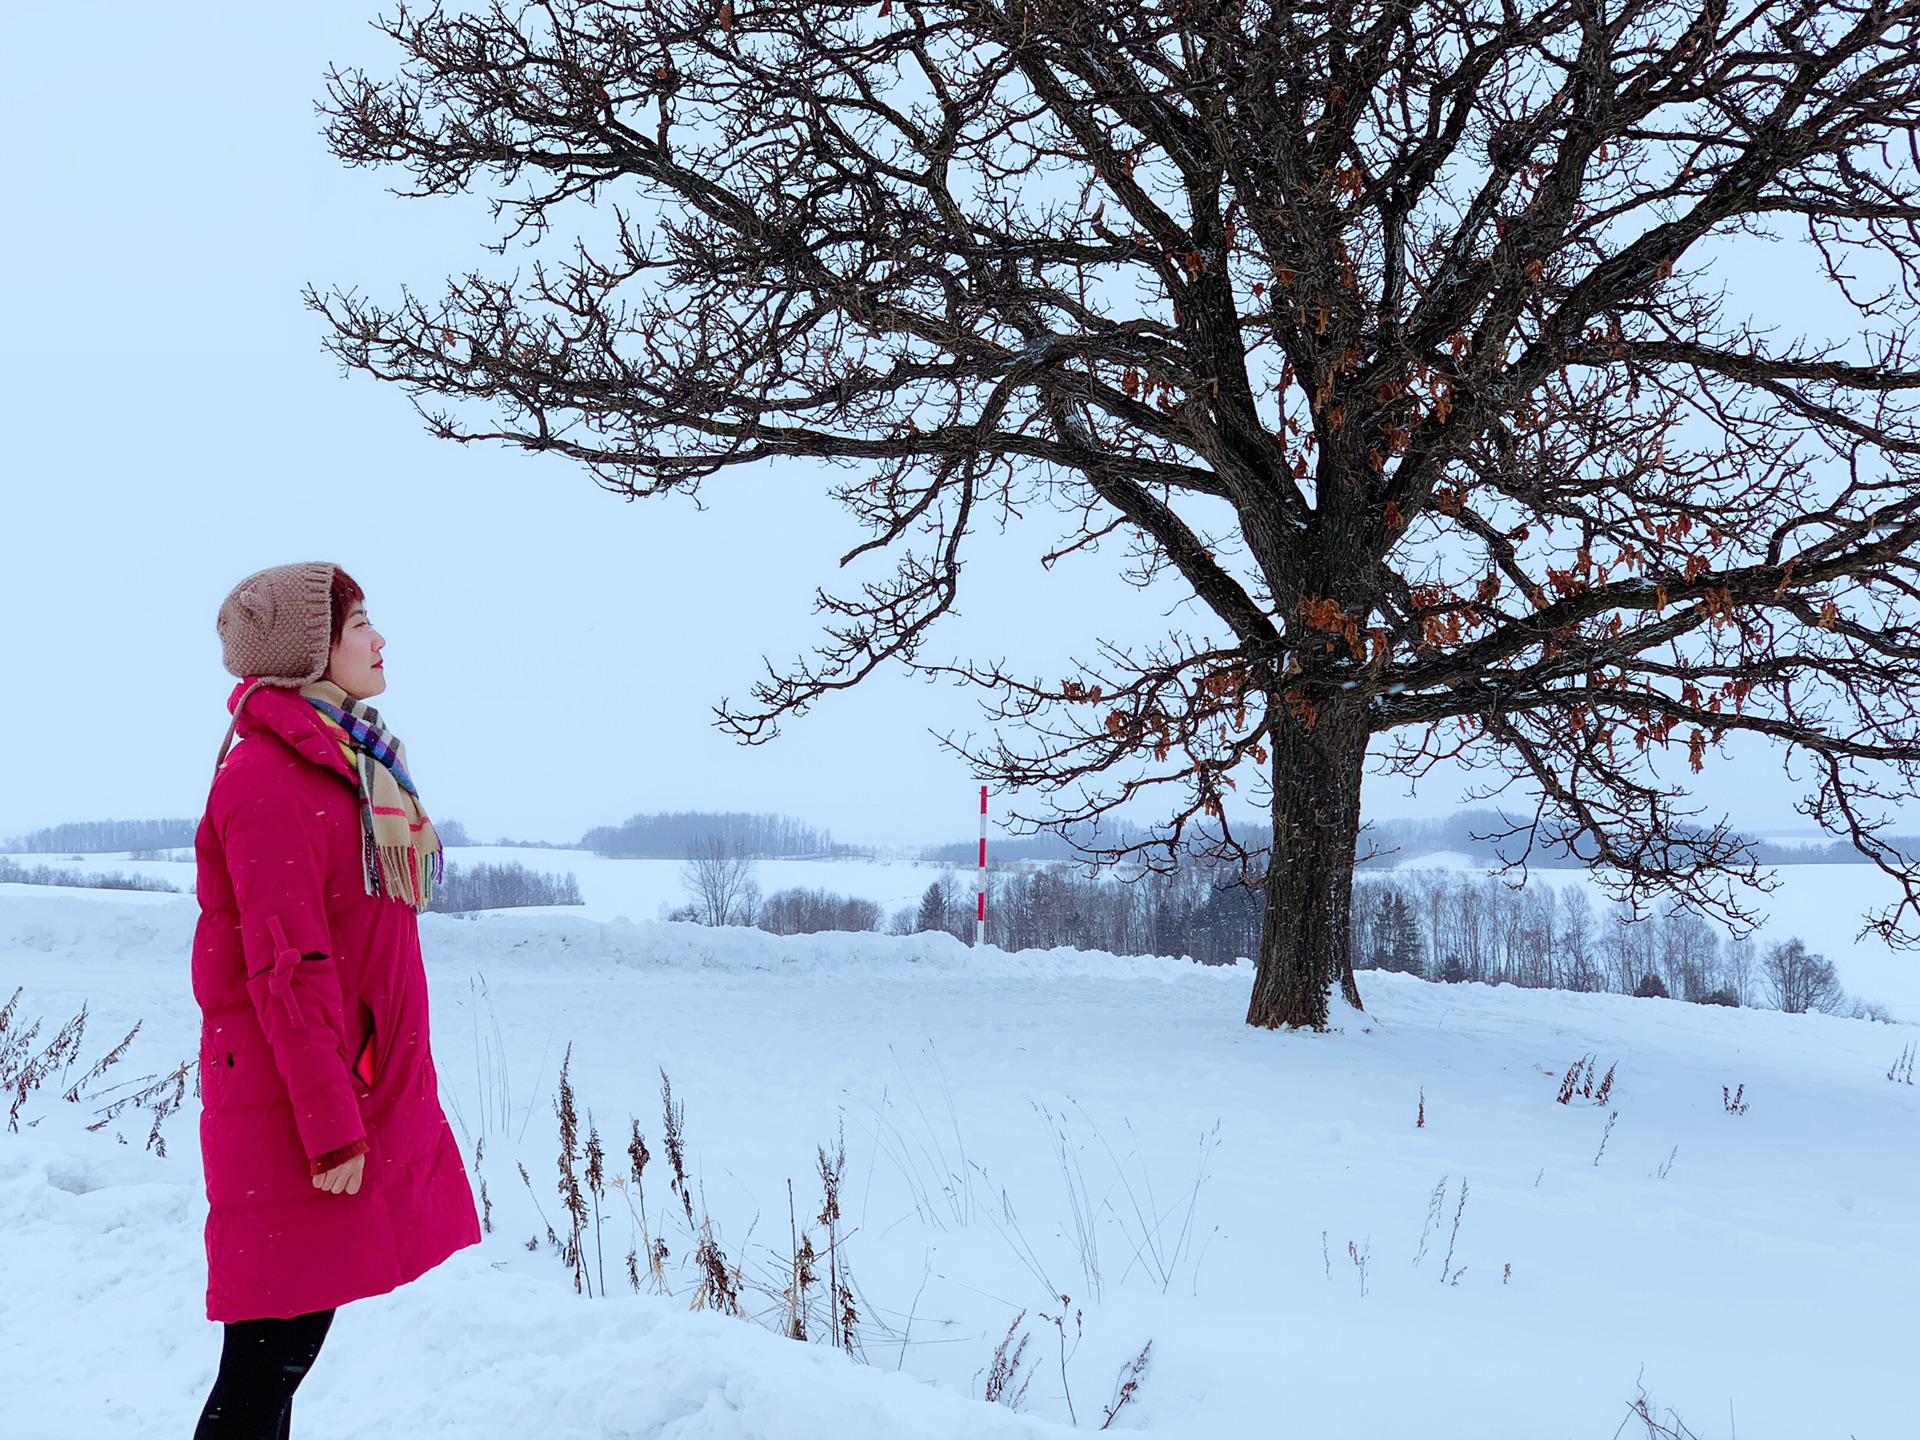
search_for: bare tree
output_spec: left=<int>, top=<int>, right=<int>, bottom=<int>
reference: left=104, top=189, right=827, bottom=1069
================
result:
left=681, top=835, right=762, bottom=926
left=1660, top=911, right=1721, bottom=1002
left=317, top=0, right=1920, bottom=1028
left=1722, top=934, right=1758, bottom=1008
left=1762, top=936, right=1845, bottom=1014
left=1558, top=887, right=1598, bottom=991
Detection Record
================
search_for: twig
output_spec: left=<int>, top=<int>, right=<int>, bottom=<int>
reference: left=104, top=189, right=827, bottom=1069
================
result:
left=1438, top=1178, right=1468, bottom=1283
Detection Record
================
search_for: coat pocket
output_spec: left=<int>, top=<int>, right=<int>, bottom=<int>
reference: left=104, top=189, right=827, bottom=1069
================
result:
left=200, top=1030, right=237, bottom=1110
left=199, top=1035, right=220, bottom=1109
left=352, top=1007, right=378, bottom=1098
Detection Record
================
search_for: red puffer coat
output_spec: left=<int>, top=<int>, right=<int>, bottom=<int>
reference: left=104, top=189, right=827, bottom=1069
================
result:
left=192, top=680, right=479, bottom=1322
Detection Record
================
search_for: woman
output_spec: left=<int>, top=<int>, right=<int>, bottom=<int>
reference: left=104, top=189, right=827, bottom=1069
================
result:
left=191, top=562, right=479, bottom=1438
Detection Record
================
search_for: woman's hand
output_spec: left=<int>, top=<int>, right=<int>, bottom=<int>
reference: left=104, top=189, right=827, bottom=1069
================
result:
left=313, top=1153, right=365, bottom=1195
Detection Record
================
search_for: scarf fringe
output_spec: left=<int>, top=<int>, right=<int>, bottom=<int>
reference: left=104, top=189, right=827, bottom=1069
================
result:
left=376, top=842, right=426, bottom=910
left=366, top=835, right=445, bottom=911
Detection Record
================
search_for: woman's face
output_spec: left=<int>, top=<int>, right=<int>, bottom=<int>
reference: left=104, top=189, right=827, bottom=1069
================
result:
left=326, top=603, right=387, bottom=700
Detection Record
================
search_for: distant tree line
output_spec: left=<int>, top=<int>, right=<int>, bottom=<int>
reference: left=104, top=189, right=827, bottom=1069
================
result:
left=18, top=806, right=1914, bottom=874
left=1354, top=810, right=1920, bottom=872
left=582, top=811, right=859, bottom=860
left=918, top=816, right=1154, bottom=866
left=675, top=845, right=1261, bottom=966
left=919, top=807, right=1916, bottom=874
left=5, top=819, right=197, bottom=854
left=0, top=858, right=179, bottom=893
left=430, top=861, right=582, bottom=913
left=672, top=840, right=1873, bottom=1016
left=1350, top=872, right=1866, bottom=1016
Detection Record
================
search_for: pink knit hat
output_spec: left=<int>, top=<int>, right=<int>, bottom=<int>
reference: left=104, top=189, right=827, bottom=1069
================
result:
left=216, top=562, right=338, bottom=685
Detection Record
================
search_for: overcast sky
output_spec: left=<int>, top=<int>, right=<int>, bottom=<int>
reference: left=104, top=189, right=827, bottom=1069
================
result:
left=0, top=2, right=1852, bottom=849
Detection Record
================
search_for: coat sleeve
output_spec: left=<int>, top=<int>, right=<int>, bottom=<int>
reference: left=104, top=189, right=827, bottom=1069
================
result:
left=220, top=776, right=368, bottom=1169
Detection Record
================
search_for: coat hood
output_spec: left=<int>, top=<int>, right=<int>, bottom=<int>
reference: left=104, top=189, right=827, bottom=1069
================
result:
left=226, top=678, right=357, bottom=786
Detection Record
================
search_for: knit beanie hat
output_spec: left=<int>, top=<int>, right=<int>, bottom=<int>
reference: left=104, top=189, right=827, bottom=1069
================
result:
left=217, top=562, right=338, bottom=685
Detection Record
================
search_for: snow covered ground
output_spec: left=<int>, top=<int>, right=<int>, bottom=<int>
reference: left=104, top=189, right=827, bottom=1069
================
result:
left=2, top=884, right=1914, bottom=1438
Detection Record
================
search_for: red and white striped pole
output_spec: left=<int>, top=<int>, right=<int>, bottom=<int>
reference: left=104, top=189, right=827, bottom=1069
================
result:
left=976, top=785, right=988, bottom=947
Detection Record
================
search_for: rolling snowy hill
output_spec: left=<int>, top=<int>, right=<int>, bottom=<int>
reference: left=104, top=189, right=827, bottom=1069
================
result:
left=2, top=884, right=1913, bottom=1438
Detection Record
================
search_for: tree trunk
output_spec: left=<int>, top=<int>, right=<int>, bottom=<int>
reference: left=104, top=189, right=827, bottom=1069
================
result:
left=1245, top=708, right=1369, bottom=1029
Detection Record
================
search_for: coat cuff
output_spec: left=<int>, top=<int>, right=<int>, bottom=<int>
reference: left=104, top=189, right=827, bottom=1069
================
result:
left=309, top=1138, right=371, bottom=1177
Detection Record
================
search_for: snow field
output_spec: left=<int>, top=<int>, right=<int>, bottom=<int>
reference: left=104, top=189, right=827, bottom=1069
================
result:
left=2, top=884, right=1915, bottom=1438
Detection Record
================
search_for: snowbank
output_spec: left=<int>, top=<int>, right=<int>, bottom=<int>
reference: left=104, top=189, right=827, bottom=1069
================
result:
left=3, top=886, right=1914, bottom=1439
left=425, top=905, right=1247, bottom=982
left=0, top=882, right=1247, bottom=982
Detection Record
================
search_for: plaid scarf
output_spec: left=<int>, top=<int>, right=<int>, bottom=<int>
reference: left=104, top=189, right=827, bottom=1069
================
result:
left=300, top=680, right=443, bottom=912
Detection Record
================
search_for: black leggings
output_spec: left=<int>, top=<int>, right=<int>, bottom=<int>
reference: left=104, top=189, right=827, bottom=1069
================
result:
left=193, top=1309, right=335, bottom=1440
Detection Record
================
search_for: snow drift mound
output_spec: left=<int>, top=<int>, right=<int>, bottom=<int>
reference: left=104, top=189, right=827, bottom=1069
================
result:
left=0, top=884, right=1248, bottom=983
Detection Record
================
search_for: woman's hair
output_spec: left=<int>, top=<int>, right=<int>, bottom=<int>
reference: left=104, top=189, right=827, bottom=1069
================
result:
left=329, top=567, right=366, bottom=645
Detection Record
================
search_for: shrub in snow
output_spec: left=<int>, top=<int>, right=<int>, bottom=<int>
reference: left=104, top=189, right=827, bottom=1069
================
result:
left=1890, top=1043, right=1917, bottom=1084
left=1555, top=1055, right=1618, bottom=1106
left=508, top=1063, right=875, bottom=1360
left=0, top=988, right=189, bottom=1151
left=431, top=861, right=583, bottom=913
left=757, top=888, right=882, bottom=936
left=983, top=1313, right=1034, bottom=1410
left=1633, top=973, right=1670, bottom=999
